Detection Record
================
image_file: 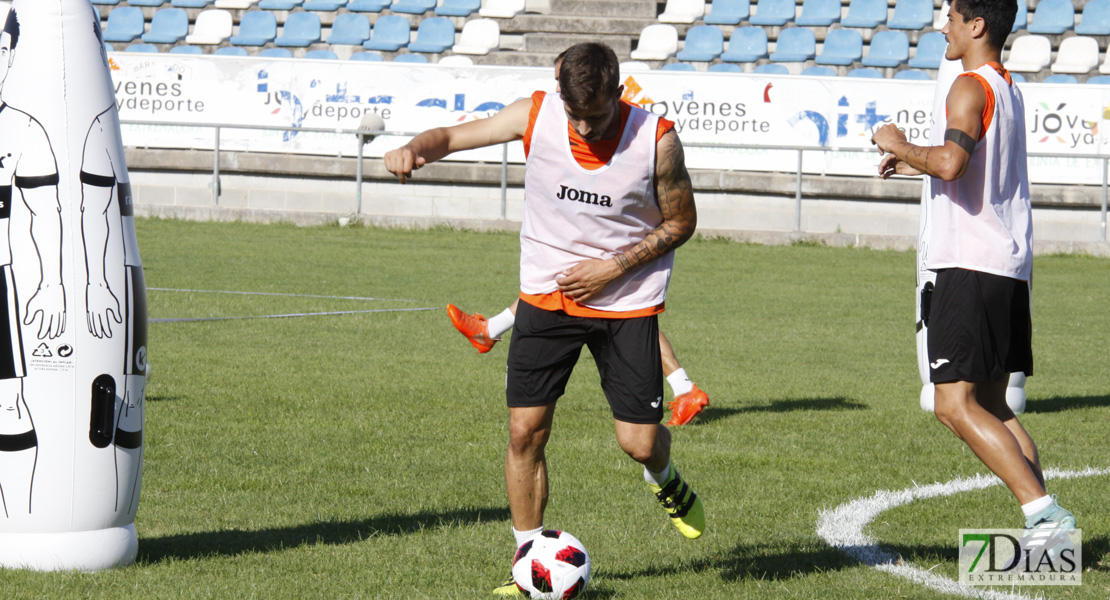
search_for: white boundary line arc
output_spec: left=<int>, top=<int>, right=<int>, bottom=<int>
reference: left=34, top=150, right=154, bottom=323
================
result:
left=147, top=287, right=425, bottom=303
left=816, top=466, right=1110, bottom=600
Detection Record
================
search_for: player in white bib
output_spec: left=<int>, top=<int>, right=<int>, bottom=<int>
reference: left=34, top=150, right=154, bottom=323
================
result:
left=385, top=43, right=704, bottom=596
left=872, top=0, right=1074, bottom=548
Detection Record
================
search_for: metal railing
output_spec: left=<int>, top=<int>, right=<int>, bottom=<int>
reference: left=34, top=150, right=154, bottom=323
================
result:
left=119, top=119, right=1110, bottom=242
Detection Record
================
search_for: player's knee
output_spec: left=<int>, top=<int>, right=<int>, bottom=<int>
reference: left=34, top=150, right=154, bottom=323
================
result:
left=617, top=436, right=656, bottom=464
left=508, top=420, right=551, bottom=455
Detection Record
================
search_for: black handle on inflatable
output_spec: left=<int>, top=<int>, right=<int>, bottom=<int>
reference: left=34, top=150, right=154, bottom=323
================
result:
left=89, top=374, right=117, bottom=449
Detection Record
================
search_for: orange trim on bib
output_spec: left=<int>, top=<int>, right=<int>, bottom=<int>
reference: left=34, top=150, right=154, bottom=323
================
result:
left=520, top=291, right=663, bottom=319
left=957, top=61, right=1008, bottom=142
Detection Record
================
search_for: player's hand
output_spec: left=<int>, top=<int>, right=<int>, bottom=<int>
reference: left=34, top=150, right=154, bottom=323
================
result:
left=870, top=123, right=907, bottom=155
left=556, top=259, right=622, bottom=303
left=878, top=153, right=922, bottom=179
left=86, top=283, right=122, bottom=339
left=383, top=146, right=426, bottom=184
left=24, top=282, right=66, bottom=340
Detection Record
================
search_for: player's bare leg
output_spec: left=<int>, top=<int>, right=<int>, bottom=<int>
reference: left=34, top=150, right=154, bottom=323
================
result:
left=505, top=404, right=556, bottom=532
left=616, top=420, right=704, bottom=539
left=660, top=332, right=709, bottom=426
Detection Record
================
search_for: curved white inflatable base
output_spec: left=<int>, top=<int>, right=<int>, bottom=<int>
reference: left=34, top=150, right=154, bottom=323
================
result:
left=0, top=524, right=137, bottom=571
left=918, top=383, right=935, bottom=412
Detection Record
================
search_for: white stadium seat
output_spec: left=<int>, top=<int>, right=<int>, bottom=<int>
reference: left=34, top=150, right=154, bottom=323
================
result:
left=1003, top=34, right=1051, bottom=72
left=214, top=0, right=258, bottom=8
left=619, top=61, right=652, bottom=72
left=185, top=9, right=233, bottom=45
left=1050, top=36, right=1100, bottom=74
left=451, top=18, right=500, bottom=55
left=629, top=24, right=679, bottom=60
left=479, top=0, right=525, bottom=18
left=658, top=0, right=705, bottom=23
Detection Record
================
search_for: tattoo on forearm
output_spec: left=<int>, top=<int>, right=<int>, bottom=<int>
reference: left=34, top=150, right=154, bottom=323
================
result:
left=944, top=128, right=976, bottom=157
left=618, top=133, right=696, bottom=274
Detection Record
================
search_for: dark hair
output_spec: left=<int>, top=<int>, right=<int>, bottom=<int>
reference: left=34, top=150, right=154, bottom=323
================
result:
left=952, top=0, right=1016, bottom=50
left=557, top=43, right=620, bottom=112
left=3, top=8, right=18, bottom=51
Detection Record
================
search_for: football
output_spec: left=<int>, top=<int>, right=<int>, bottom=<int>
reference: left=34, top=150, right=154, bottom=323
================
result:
left=511, top=530, right=591, bottom=599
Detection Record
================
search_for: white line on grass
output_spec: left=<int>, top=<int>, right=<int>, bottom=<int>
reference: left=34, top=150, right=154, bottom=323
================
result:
left=817, top=466, right=1110, bottom=600
left=152, top=307, right=440, bottom=323
left=148, top=287, right=425, bottom=303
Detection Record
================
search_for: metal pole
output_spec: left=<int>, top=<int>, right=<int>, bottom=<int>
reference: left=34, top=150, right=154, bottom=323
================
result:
left=500, top=142, right=508, bottom=220
left=795, top=149, right=803, bottom=232
left=356, top=132, right=364, bottom=218
left=212, top=126, right=221, bottom=206
left=1102, top=156, right=1107, bottom=242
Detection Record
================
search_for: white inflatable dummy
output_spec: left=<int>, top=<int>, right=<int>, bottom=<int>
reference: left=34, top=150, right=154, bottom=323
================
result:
left=916, top=14, right=1026, bottom=414
left=0, top=0, right=147, bottom=570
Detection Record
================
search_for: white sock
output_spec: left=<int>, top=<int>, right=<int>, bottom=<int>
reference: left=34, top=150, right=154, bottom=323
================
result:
left=643, top=462, right=671, bottom=486
left=488, top=308, right=516, bottom=339
left=513, top=526, right=543, bottom=548
left=666, top=368, right=694, bottom=396
left=1021, top=495, right=1054, bottom=517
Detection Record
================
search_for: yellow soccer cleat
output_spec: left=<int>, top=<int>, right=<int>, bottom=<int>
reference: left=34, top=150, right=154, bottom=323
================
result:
left=648, top=467, right=705, bottom=539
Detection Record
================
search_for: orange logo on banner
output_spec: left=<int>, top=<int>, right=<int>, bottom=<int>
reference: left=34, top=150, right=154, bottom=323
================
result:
left=109, top=57, right=119, bottom=71
left=622, top=76, right=654, bottom=107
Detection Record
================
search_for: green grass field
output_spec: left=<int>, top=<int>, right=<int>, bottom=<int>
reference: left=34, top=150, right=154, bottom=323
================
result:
left=6, top=219, right=1106, bottom=599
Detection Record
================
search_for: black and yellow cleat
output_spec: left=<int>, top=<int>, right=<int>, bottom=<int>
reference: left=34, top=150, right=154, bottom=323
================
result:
left=648, top=467, right=705, bottom=539
left=492, top=575, right=523, bottom=597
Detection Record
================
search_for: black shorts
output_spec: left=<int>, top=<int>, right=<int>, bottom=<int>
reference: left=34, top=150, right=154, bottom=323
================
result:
left=0, top=265, right=25, bottom=380
left=927, top=268, right=1033, bottom=384
left=506, top=299, right=664, bottom=424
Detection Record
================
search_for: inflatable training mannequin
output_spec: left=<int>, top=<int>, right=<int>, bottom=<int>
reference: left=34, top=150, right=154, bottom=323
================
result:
left=0, top=0, right=147, bottom=571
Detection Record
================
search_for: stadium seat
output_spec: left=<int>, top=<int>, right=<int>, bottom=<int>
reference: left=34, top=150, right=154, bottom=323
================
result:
left=214, top=0, right=258, bottom=7
left=479, top=0, right=525, bottom=18
left=451, top=18, right=500, bottom=55
left=704, top=0, right=749, bottom=25
left=1010, top=72, right=1026, bottom=82
left=391, top=0, right=435, bottom=15
left=1027, top=0, right=1074, bottom=35
left=92, top=0, right=122, bottom=5
left=185, top=9, right=233, bottom=44
left=103, top=6, right=145, bottom=43
left=801, top=65, right=837, bottom=76
left=887, top=0, right=932, bottom=30
left=847, top=67, right=883, bottom=78
left=908, top=31, right=946, bottom=69
left=258, top=0, right=303, bottom=9
left=661, top=62, right=697, bottom=71
left=676, top=25, right=724, bottom=62
left=437, top=55, right=474, bottom=66
left=435, top=0, right=480, bottom=17
left=347, top=0, right=389, bottom=11
left=305, top=49, right=339, bottom=59
left=350, top=51, right=384, bottom=60
left=1102, top=51, right=1110, bottom=74
left=753, top=63, right=788, bottom=74
left=720, top=27, right=767, bottom=63
left=142, top=8, right=188, bottom=43
left=362, top=14, right=411, bottom=51
left=327, top=13, right=371, bottom=45
left=707, top=63, right=745, bottom=73
left=893, top=69, right=931, bottom=80
left=796, top=0, right=840, bottom=27
left=525, top=0, right=551, bottom=14
left=130, top=0, right=165, bottom=6
left=750, top=0, right=796, bottom=27
left=104, top=42, right=116, bottom=52
left=1076, top=0, right=1110, bottom=35
left=620, top=61, right=652, bottom=72
left=394, top=53, right=429, bottom=62
left=229, top=10, right=278, bottom=46
left=171, top=0, right=213, bottom=7
left=1051, top=36, right=1100, bottom=74
left=1011, top=0, right=1028, bottom=32
left=1041, top=74, right=1078, bottom=84
left=630, top=24, right=679, bottom=61
left=861, top=30, right=909, bottom=67
left=1003, top=35, right=1051, bottom=72
left=125, top=43, right=160, bottom=52
left=658, top=0, right=704, bottom=24
left=769, top=27, right=815, bottom=62
left=815, top=28, right=862, bottom=66
left=169, top=44, right=204, bottom=54
left=1085, top=75, right=1110, bottom=85
left=407, top=16, right=455, bottom=53
left=933, top=0, right=949, bottom=29
left=841, top=0, right=887, bottom=28
left=303, top=0, right=347, bottom=10
left=274, top=11, right=321, bottom=47
left=214, top=46, right=249, bottom=55
left=259, top=47, right=293, bottom=58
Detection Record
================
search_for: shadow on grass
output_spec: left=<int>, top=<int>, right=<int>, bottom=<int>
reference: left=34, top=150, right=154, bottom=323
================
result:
left=138, top=506, right=510, bottom=564
left=144, top=395, right=180, bottom=403
left=605, top=542, right=856, bottom=582
left=695, top=397, right=867, bottom=425
left=1025, top=394, right=1110, bottom=413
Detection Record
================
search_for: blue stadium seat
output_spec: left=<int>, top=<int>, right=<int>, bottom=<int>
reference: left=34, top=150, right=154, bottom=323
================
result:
left=1010, top=0, right=1028, bottom=32
left=394, top=53, right=429, bottom=62
left=125, top=43, right=160, bottom=53
left=407, top=16, right=455, bottom=53
left=754, top=63, right=789, bottom=74
left=435, top=0, right=481, bottom=17
left=847, top=67, right=883, bottom=78
left=171, top=0, right=213, bottom=7
left=258, top=0, right=303, bottom=9
left=769, top=27, right=815, bottom=62
left=893, top=69, right=931, bottom=80
left=348, top=0, right=390, bottom=11
left=1086, top=75, right=1110, bottom=85
left=1010, top=72, right=1026, bottom=83
left=1041, top=74, right=1078, bottom=84
left=142, top=8, right=189, bottom=43
left=841, top=0, right=887, bottom=28
left=661, top=62, right=697, bottom=71
left=350, top=51, right=385, bottom=60
left=796, top=0, right=840, bottom=27
left=259, top=47, right=294, bottom=58
left=229, top=11, right=278, bottom=46
left=362, top=15, right=411, bottom=51
left=704, top=0, right=749, bottom=25
left=676, top=25, right=724, bottom=62
left=708, top=63, right=745, bottom=73
left=750, top=0, right=795, bottom=27
left=104, top=42, right=116, bottom=52
left=214, top=46, right=249, bottom=56
left=887, top=0, right=932, bottom=30
left=1076, top=0, right=1110, bottom=35
left=92, top=0, right=121, bottom=5
left=169, top=45, right=204, bottom=54
left=1027, top=0, right=1074, bottom=35
left=129, top=0, right=165, bottom=6
left=275, top=11, right=321, bottom=46
left=801, top=65, right=837, bottom=76
left=103, top=6, right=146, bottom=43
left=720, top=27, right=767, bottom=63
left=815, top=28, right=862, bottom=66
left=327, top=13, right=371, bottom=45
left=861, top=30, right=908, bottom=67
left=304, top=0, right=347, bottom=9
left=908, top=31, right=946, bottom=69
left=390, top=0, right=436, bottom=14
left=304, top=49, right=339, bottom=59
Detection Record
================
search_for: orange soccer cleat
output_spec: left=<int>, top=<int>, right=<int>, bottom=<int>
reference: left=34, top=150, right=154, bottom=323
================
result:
left=665, top=385, right=710, bottom=426
left=446, top=304, right=498, bottom=353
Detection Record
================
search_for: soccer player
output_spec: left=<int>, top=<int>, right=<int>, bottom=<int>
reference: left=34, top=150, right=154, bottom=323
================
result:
left=385, top=42, right=705, bottom=595
left=872, top=0, right=1074, bottom=541
left=447, top=301, right=710, bottom=426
